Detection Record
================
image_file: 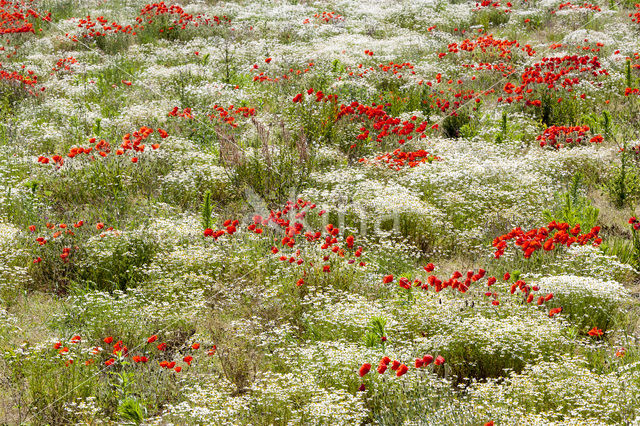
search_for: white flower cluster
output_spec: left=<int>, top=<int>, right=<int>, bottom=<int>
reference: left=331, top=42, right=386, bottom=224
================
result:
left=535, top=274, right=629, bottom=305
left=468, top=356, right=640, bottom=424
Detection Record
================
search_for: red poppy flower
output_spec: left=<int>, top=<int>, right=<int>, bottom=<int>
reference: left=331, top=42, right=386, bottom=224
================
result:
left=588, top=327, right=603, bottom=337
left=396, top=364, right=409, bottom=376
left=147, top=335, right=158, bottom=343
left=422, top=354, right=433, bottom=365
left=359, top=363, right=371, bottom=377
left=398, top=277, right=411, bottom=289
left=435, top=355, right=445, bottom=365
left=549, top=307, right=562, bottom=317
left=346, top=235, right=354, bottom=248
left=383, top=274, right=394, bottom=284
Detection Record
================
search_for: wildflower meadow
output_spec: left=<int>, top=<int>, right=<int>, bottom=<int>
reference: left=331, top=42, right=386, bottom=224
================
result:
left=2, top=0, right=640, bottom=424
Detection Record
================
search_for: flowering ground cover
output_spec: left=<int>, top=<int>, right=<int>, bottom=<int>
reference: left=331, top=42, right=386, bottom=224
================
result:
left=2, top=0, right=640, bottom=424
